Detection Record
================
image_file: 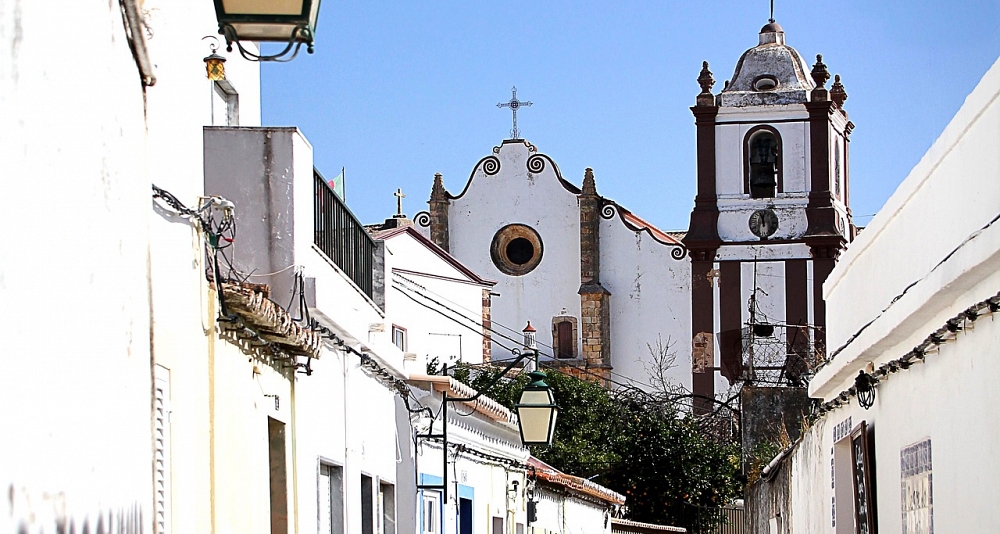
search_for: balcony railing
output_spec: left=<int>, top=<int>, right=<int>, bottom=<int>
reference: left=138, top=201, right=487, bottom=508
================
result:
left=314, top=169, right=375, bottom=299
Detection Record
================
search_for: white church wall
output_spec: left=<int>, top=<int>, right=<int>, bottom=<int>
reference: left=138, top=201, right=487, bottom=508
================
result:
left=448, top=142, right=583, bottom=359
left=716, top=243, right=812, bottom=261
left=599, top=216, right=692, bottom=391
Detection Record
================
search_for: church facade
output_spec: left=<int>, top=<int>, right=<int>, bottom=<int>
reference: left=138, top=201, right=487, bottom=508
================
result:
left=415, top=22, right=855, bottom=408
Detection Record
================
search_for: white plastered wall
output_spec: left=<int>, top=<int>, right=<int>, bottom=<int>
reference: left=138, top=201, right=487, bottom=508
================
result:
left=447, top=141, right=582, bottom=360
left=0, top=1, right=154, bottom=529
left=783, top=55, right=1000, bottom=533
left=599, top=215, right=691, bottom=391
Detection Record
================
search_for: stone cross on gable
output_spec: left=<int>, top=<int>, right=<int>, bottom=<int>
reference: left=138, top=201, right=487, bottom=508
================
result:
left=497, top=86, right=532, bottom=139
left=394, top=188, right=405, bottom=216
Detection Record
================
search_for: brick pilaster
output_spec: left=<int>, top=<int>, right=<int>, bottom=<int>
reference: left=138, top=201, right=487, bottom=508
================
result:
left=577, top=168, right=612, bottom=387
left=428, top=173, right=450, bottom=252
left=482, top=289, right=492, bottom=362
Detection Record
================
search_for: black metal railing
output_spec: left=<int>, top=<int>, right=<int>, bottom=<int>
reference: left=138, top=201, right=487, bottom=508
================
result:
left=314, top=169, right=375, bottom=299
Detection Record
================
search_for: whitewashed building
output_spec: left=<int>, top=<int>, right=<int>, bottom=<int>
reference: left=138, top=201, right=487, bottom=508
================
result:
left=204, top=125, right=412, bottom=534
left=747, top=55, right=1000, bottom=533
left=529, top=457, right=625, bottom=534
left=370, top=222, right=497, bottom=367
left=400, top=375, right=532, bottom=534
left=415, top=21, right=855, bottom=412
left=0, top=0, right=267, bottom=531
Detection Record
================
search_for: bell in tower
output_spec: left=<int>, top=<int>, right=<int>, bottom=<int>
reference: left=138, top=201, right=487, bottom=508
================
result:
left=748, top=133, right=778, bottom=198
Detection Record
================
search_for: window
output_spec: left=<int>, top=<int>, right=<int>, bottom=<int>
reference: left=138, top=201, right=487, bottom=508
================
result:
left=835, top=140, right=842, bottom=199
left=492, top=517, right=504, bottom=534
left=421, top=492, right=440, bottom=534
left=268, top=417, right=289, bottom=534
left=833, top=420, right=877, bottom=534
left=319, top=463, right=344, bottom=534
left=154, top=366, right=172, bottom=534
left=745, top=127, right=781, bottom=198
left=490, top=224, right=544, bottom=276
left=551, top=314, right=578, bottom=359
left=392, top=325, right=407, bottom=351
left=379, top=482, right=396, bottom=534
left=362, top=474, right=374, bottom=534
left=556, top=321, right=574, bottom=358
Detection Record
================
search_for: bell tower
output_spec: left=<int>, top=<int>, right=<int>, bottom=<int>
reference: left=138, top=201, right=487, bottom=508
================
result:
left=683, top=21, right=854, bottom=412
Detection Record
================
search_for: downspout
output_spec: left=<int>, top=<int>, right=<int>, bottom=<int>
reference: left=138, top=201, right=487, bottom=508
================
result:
left=119, top=0, right=156, bottom=87
left=344, top=345, right=351, bottom=533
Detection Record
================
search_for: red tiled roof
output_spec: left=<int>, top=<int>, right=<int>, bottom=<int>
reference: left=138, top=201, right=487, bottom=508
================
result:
left=528, top=457, right=625, bottom=505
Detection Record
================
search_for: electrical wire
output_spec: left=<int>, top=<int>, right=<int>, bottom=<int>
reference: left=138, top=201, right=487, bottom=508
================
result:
left=392, top=280, right=662, bottom=393
left=826, top=210, right=1000, bottom=364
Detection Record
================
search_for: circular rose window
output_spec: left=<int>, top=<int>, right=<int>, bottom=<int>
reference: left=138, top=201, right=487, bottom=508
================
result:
left=490, top=224, right=543, bottom=276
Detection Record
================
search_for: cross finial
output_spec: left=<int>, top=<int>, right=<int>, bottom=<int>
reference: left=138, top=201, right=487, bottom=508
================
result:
left=496, top=86, right=532, bottom=139
left=394, top=188, right=406, bottom=216
left=769, top=0, right=775, bottom=23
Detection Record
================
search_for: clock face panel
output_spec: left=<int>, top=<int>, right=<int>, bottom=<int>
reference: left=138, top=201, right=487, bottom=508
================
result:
left=749, top=209, right=779, bottom=239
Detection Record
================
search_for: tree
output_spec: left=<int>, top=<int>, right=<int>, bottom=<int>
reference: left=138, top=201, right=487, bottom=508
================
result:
left=452, top=364, right=742, bottom=533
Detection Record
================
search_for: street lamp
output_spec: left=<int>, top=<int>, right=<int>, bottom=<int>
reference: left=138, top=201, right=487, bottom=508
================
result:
left=212, top=0, right=321, bottom=61
left=515, top=322, right=558, bottom=446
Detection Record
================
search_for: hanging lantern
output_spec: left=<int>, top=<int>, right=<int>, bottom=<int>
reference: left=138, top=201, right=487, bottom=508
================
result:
left=204, top=50, right=227, bottom=81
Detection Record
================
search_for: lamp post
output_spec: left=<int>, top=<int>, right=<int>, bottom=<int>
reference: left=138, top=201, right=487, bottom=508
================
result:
left=211, top=0, right=321, bottom=61
left=417, top=321, right=558, bottom=503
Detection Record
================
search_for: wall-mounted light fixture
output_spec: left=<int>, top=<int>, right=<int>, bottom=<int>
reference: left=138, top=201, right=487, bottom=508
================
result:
left=203, top=40, right=227, bottom=80
left=855, top=370, right=875, bottom=410
left=212, top=0, right=321, bottom=62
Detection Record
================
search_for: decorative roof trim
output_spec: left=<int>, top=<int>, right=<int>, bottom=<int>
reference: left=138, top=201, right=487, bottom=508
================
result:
left=529, top=457, right=626, bottom=505
left=611, top=518, right=687, bottom=533
left=406, top=374, right=515, bottom=424
left=446, top=141, right=581, bottom=203
left=600, top=201, right=688, bottom=259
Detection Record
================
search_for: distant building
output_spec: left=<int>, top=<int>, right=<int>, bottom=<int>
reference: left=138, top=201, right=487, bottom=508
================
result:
left=415, top=21, right=855, bottom=411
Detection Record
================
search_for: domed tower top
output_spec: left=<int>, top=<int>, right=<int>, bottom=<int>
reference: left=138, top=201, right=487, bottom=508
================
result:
left=718, top=21, right=815, bottom=107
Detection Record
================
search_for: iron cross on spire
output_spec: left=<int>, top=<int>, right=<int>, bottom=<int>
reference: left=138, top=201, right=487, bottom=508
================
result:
left=497, top=86, right=532, bottom=139
left=394, top=188, right=405, bottom=216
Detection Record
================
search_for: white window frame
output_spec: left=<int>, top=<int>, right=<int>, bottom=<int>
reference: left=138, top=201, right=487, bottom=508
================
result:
left=392, top=325, right=407, bottom=352
left=421, top=492, right=440, bottom=534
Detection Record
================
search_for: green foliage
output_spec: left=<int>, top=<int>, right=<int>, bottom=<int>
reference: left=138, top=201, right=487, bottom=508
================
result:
left=452, top=364, right=742, bottom=533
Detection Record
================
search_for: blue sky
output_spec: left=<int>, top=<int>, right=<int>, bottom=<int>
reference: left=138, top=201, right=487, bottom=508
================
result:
left=262, top=1, right=1000, bottom=231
